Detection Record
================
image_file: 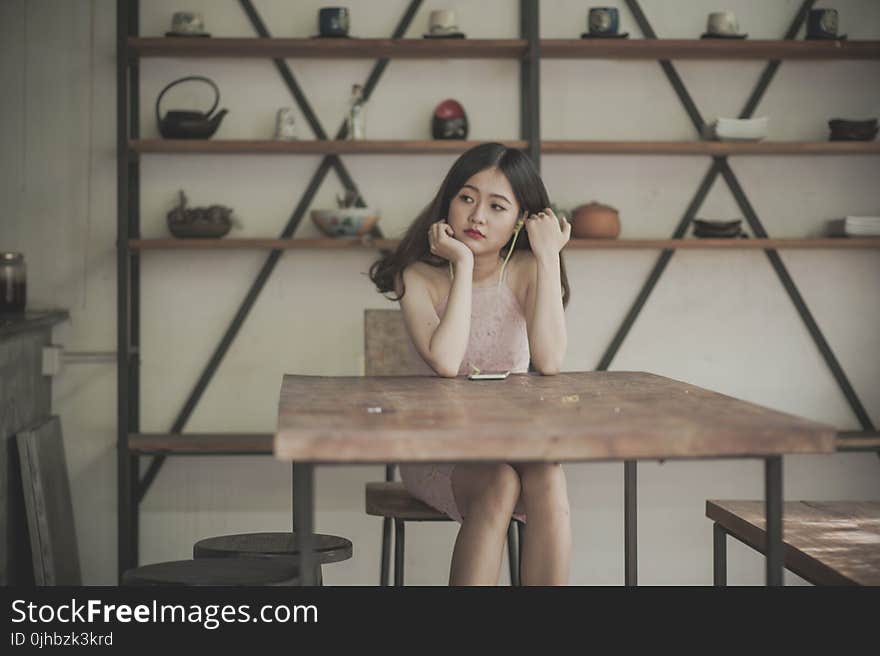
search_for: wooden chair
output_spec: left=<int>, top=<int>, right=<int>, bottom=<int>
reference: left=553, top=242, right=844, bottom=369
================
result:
left=707, top=499, right=880, bottom=586
left=364, top=309, right=523, bottom=586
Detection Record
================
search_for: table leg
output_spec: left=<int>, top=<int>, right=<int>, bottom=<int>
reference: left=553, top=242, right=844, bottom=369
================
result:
left=764, top=456, right=783, bottom=586
left=713, top=523, right=727, bottom=586
left=293, top=463, right=316, bottom=586
left=624, top=460, right=637, bottom=586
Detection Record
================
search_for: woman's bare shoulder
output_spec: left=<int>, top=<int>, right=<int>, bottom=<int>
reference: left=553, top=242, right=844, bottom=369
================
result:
left=402, top=261, right=446, bottom=304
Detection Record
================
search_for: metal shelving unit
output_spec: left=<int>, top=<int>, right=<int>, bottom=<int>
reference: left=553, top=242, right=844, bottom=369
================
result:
left=116, top=0, right=879, bottom=581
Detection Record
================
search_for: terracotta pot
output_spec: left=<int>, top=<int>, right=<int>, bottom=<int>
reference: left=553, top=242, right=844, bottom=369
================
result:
left=571, top=202, right=620, bottom=239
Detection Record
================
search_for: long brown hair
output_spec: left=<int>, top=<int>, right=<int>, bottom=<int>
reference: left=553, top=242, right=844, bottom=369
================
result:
left=368, top=142, right=570, bottom=307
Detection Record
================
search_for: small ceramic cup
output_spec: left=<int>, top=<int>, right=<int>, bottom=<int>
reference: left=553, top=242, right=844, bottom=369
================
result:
left=807, top=8, right=843, bottom=39
left=319, top=7, right=350, bottom=37
left=588, top=7, right=619, bottom=35
left=428, top=9, right=459, bottom=35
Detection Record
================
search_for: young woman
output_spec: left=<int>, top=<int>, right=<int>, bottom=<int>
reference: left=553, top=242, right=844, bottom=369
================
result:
left=369, top=142, right=572, bottom=585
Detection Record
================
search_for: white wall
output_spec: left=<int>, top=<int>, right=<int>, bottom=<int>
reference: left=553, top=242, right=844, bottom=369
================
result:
left=1, top=0, right=878, bottom=586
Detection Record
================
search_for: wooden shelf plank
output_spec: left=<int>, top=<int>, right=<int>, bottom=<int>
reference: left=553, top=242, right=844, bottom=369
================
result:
left=541, top=38, right=880, bottom=60
left=130, top=139, right=529, bottom=155
left=129, top=37, right=526, bottom=59
left=541, top=141, right=880, bottom=155
left=129, top=37, right=880, bottom=60
left=562, top=239, right=880, bottom=249
left=130, top=238, right=398, bottom=250
left=129, top=433, right=273, bottom=454
left=129, top=139, right=880, bottom=156
left=128, top=238, right=880, bottom=250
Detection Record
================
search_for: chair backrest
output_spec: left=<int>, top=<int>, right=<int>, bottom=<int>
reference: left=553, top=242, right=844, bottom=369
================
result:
left=364, top=309, right=434, bottom=376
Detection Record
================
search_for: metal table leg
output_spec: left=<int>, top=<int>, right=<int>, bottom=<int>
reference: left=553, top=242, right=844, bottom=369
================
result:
left=624, top=460, right=637, bottom=586
left=713, top=523, right=727, bottom=586
left=765, top=456, right=783, bottom=586
left=293, top=463, right=316, bottom=586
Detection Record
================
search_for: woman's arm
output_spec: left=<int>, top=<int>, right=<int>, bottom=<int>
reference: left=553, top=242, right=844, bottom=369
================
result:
left=398, top=260, right=473, bottom=378
left=522, top=209, right=570, bottom=375
left=524, top=252, right=566, bottom=375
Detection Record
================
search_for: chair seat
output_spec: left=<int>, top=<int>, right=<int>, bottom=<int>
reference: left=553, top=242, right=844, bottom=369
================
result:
left=122, top=558, right=300, bottom=586
left=193, top=532, right=352, bottom=564
left=365, top=481, right=450, bottom=520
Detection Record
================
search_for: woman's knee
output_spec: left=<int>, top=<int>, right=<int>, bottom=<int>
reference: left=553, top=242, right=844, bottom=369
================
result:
left=518, top=463, right=569, bottom=511
left=454, top=463, right=521, bottom=519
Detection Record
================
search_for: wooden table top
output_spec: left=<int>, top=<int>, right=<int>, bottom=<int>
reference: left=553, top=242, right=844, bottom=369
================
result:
left=274, top=371, right=836, bottom=463
left=707, top=500, right=880, bottom=585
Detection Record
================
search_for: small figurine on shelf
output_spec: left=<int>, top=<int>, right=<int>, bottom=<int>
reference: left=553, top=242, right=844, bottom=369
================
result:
left=347, top=84, right=366, bottom=140
left=432, top=99, right=468, bottom=140
left=274, top=107, right=297, bottom=140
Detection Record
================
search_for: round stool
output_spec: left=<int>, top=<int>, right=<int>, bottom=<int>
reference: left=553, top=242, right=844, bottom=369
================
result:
left=193, top=532, right=353, bottom=586
left=121, top=558, right=300, bottom=586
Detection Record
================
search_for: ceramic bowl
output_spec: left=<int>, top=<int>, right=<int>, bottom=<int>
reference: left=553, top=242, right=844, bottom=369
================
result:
left=311, top=208, right=379, bottom=237
left=705, top=116, right=769, bottom=141
left=570, top=202, right=620, bottom=239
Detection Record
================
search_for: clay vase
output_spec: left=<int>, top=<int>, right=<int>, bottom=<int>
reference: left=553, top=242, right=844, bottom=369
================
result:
left=571, top=201, right=620, bottom=239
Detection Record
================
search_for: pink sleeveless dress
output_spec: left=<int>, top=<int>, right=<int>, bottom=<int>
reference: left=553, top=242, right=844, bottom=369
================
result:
left=398, top=264, right=531, bottom=523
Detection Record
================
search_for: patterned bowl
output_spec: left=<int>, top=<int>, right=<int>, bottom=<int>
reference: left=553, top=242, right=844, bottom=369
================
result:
left=311, top=208, right=380, bottom=237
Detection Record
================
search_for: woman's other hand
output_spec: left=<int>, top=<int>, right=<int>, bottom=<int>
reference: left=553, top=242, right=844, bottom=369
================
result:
left=525, top=208, right=571, bottom=262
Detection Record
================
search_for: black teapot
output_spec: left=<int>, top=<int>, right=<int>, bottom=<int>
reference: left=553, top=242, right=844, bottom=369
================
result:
left=156, top=76, right=228, bottom=139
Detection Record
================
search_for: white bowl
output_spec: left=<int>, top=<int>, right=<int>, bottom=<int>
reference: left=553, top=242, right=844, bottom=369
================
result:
left=311, top=208, right=380, bottom=237
left=705, top=116, right=769, bottom=141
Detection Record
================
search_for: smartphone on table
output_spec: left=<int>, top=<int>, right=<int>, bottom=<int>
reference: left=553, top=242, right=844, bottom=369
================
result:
left=467, top=370, right=510, bottom=380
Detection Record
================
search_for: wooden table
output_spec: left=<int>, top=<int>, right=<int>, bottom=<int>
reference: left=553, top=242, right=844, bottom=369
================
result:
left=275, top=371, right=836, bottom=585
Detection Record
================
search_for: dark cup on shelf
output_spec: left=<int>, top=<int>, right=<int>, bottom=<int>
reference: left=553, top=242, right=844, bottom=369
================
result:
left=319, top=7, right=350, bottom=37
left=0, top=252, right=26, bottom=315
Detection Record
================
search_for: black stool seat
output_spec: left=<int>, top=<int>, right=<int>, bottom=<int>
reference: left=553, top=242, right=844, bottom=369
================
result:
left=193, top=532, right=353, bottom=564
left=122, top=558, right=300, bottom=586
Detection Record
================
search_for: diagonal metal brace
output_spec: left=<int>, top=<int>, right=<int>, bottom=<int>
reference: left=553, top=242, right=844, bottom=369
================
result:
left=138, top=0, right=425, bottom=501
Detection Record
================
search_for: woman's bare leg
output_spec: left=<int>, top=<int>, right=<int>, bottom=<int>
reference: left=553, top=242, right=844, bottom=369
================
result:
left=449, top=463, right=521, bottom=585
left=513, top=463, right=571, bottom=585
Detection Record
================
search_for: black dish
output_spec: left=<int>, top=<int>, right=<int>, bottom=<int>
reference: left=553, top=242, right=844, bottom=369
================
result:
left=700, top=33, right=748, bottom=39
left=829, top=130, right=878, bottom=142
left=423, top=33, right=466, bottom=39
left=581, top=32, right=630, bottom=38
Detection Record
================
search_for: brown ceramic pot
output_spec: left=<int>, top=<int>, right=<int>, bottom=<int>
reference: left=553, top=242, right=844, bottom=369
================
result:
left=571, top=201, right=620, bottom=239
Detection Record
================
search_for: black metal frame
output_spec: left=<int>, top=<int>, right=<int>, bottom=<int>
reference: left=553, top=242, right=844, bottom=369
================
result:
left=117, top=0, right=540, bottom=581
left=117, top=0, right=874, bottom=584
left=613, top=0, right=874, bottom=586
left=713, top=457, right=784, bottom=586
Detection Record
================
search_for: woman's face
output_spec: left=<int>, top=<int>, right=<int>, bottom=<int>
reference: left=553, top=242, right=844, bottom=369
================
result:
left=447, top=167, right=522, bottom=256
